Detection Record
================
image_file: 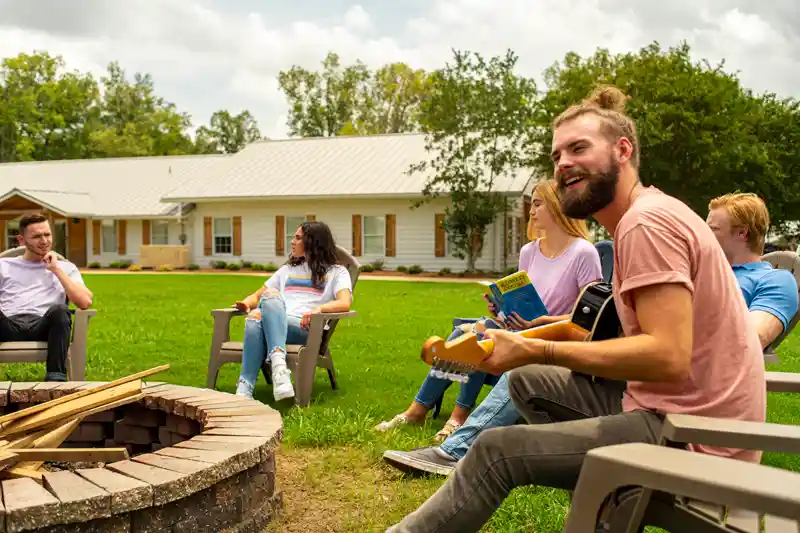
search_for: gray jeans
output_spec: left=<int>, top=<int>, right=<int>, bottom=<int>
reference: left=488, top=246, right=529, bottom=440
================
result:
left=387, top=365, right=664, bottom=533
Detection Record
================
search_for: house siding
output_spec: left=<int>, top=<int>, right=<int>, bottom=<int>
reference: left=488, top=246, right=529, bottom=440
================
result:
left=189, top=196, right=529, bottom=272
left=86, top=218, right=185, bottom=265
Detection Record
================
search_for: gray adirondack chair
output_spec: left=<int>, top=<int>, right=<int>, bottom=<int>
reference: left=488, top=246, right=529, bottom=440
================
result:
left=0, top=246, right=96, bottom=380
left=206, top=246, right=359, bottom=407
left=560, top=251, right=800, bottom=531
left=565, top=438, right=800, bottom=532
left=761, top=251, right=800, bottom=365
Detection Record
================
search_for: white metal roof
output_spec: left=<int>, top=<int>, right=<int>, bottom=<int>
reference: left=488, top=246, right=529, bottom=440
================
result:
left=162, top=133, right=535, bottom=202
left=0, top=154, right=228, bottom=217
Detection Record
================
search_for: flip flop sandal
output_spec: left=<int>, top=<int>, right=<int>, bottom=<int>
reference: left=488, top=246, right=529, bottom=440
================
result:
left=432, top=419, right=462, bottom=442
left=374, top=413, right=416, bottom=432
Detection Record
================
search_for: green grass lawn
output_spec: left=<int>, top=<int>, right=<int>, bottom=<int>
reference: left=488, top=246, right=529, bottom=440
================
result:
left=3, top=273, right=798, bottom=532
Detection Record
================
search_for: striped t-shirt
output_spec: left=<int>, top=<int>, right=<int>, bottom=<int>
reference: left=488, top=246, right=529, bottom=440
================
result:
left=265, top=263, right=352, bottom=318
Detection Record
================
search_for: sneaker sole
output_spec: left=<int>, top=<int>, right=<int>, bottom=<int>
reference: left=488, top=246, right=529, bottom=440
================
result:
left=273, top=387, right=295, bottom=401
left=382, top=451, right=454, bottom=477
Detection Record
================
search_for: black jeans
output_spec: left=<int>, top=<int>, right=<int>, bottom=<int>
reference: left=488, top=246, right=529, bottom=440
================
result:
left=0, top=303, right=72, bottom=381
left=387, top=365, right=664, bottom=533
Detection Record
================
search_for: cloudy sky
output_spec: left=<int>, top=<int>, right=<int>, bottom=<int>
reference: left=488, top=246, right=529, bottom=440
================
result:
left=0, top=0, right=797, bottom=139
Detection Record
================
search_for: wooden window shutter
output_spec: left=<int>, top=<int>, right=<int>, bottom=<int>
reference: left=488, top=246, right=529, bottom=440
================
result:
left=435, top=214, right=446, bottom=257
left=352, top=215, right=362, bottom=256
left=385, top=214, right=396, bottom=257
left=117, top=220, right=127, bottom=255
left=306, top=215, right=316, bottom=222
left=142, top=220, right=151, bottom=245
left=233, top=216, right=242, bottom=256
left=275, top=216, right=285, bottom=256
left=92, top=221, right=101, bottom=255
left=504, top=215, right=511, bottom=255
left=203, top=217, right=212, bottom=256
left=0, top=221, right=5, bottom=252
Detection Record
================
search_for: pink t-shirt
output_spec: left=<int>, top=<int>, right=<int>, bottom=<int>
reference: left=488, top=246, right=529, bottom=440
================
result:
left=519, top=238, right=602, bottom=316
left=614, top=188, right=766, bottom=463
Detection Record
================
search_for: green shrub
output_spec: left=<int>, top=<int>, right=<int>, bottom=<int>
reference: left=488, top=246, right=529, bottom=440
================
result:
left=396, top=265, right=408, bottom=273
left=360, top=265, right=375, bottom=273
left=503, top=267, right=517, bottom=276
left=265, top=263, right=279, bottom=272
left=439, top=267, right=452, bottom=277
left=88, top=262, right=101, bottom=269
left=241, top=260, right=253, bottom=269
left=127, top=264, right=142, bottom=272
left=370, top=259, right=385, bottom=271
left=211, top=260, right=227, bottom=269
left=251, top=263, right=266, bottom=271
left=187, top=264, right=200, bottom=271
left=408, top=265, right=423, bottom=275
left=226, top=263, right=241, bottom=271
left=156, top=264, right=173, bottom=272
left=108, top=261, right=123, bottom=269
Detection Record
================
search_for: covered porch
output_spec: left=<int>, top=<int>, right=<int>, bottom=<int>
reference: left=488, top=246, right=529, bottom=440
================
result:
left=0, top=189, right=91, bottom=267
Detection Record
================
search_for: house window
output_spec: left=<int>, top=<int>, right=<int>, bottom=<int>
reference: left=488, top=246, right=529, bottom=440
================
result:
left=363, top=215, right=385, bottom=255
left=151, top=220, right=169, bottom=245
left=285, top=216, right=305, bottom=255
left=6, top=220, right=19, bottom=250
left=213, top=218, right=232, bottom=255
left=101, top=220, right=117, bottom=253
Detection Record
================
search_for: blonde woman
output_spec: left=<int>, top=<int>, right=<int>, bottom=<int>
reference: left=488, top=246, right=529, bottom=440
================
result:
left=376, top=180, right=602, bottom=448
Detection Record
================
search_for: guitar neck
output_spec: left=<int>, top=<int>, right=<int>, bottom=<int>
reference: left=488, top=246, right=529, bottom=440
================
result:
left=477, top=320, right=590, bottom=353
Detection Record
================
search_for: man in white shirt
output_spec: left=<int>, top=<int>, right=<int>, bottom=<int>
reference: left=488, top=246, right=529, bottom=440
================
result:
left=0, top=213, right=93, bottom=381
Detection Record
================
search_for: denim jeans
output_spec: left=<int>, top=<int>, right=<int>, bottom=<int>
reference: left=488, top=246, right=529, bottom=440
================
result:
left=387, top=366, right=650, bottom=533
left=439, top=372, right=521, bottom=459
left=239, top=294, right=308, bottom=386
left=413, top=317, right=502, bottom=411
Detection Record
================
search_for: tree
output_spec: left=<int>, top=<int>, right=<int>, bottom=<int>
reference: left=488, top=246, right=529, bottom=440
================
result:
left=195, top=110, right=262, bottom=153
left=533, top=42, right=800, bottom=229
left=88, top=62, right=195, bottom=157
left=277, top=52, right=432, bottom=137
left=338, top=62, right=431, bottom=135
left=408, top=49, right=538, bottom=271
left=0, top=51, right=98, bottom=162
left=278, top=52, right=369, bottom=137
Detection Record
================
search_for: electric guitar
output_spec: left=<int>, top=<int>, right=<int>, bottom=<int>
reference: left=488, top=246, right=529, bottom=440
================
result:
left=421, top=281, right=622, bottom=382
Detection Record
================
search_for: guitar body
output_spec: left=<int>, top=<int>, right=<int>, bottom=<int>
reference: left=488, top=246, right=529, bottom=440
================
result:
left=420, top=281, right=621, bottom=382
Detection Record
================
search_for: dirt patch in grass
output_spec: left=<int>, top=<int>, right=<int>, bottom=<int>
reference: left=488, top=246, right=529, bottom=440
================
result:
left=264, top=445, right=441, bottom=533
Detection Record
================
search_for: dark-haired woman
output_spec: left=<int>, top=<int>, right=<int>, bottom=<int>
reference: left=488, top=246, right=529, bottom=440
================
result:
left=233, top=221, right=353, bottom=401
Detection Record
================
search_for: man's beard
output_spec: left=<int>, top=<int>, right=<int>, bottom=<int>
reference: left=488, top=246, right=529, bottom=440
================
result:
left=23, top=239, right=50, bottom=258
left=556, top=157, right=621, bottom=220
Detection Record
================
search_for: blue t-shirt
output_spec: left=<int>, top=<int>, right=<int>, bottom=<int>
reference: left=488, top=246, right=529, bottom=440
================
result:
left=733, top=261, right=799, bottom=331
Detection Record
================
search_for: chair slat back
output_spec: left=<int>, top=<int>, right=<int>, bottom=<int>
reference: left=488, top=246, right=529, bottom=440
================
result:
left=761, top=251, right=800, bottom=354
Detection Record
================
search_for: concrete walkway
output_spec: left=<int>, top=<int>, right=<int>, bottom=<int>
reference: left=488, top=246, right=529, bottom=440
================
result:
left=80, top=269, right=493, bottom=284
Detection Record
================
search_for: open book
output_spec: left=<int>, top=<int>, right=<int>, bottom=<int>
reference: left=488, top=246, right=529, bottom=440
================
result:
left=479, top=270, right=549, bottom=322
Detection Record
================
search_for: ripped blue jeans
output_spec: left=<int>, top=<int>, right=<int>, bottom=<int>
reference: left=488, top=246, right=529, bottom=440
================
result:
left=238, top=294, right=308, bottom=387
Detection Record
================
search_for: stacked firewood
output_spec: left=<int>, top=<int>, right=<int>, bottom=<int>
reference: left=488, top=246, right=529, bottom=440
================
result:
left=0, top=365, right=169, bottom=481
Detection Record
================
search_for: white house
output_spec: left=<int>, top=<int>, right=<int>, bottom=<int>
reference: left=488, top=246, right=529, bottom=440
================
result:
left=0, top=133, right=536, bottom=272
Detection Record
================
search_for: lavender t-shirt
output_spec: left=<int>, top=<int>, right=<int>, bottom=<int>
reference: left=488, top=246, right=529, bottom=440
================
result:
left=518, top=238, right=602, bottom=316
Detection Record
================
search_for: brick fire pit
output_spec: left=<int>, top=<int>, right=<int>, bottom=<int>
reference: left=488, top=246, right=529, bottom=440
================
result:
left=0, top=381, right=283, bottom=533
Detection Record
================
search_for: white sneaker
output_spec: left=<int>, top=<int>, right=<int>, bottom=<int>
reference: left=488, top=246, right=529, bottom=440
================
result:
left=271, top=357, right=295, bottom=401
left=235, top=379, right=254, bottom=399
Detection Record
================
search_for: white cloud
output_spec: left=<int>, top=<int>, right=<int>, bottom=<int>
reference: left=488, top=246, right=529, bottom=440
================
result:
left=0, top=0, right=797, bottom=141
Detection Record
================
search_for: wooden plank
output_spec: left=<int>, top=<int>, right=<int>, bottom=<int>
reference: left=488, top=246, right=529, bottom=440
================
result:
left=43, top=470, right=110, bottom=523
left=13, top=417, right=83, bottom=472
left=0, top=451, right=18, bottom=468
left=76, top=467, right=153, bottom=514
left=0, top=380, right=141, bottom=436
left=0, top=365, right=168, bottom=428
left=2, top=477, right=60, bottom=532
left=11, top=448, right=128, bottom=463
left=3, top=468, right=44, bottom=481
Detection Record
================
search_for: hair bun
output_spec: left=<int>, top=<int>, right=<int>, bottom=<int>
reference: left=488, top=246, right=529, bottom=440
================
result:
left=585, top=85, right=629, bottom=113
